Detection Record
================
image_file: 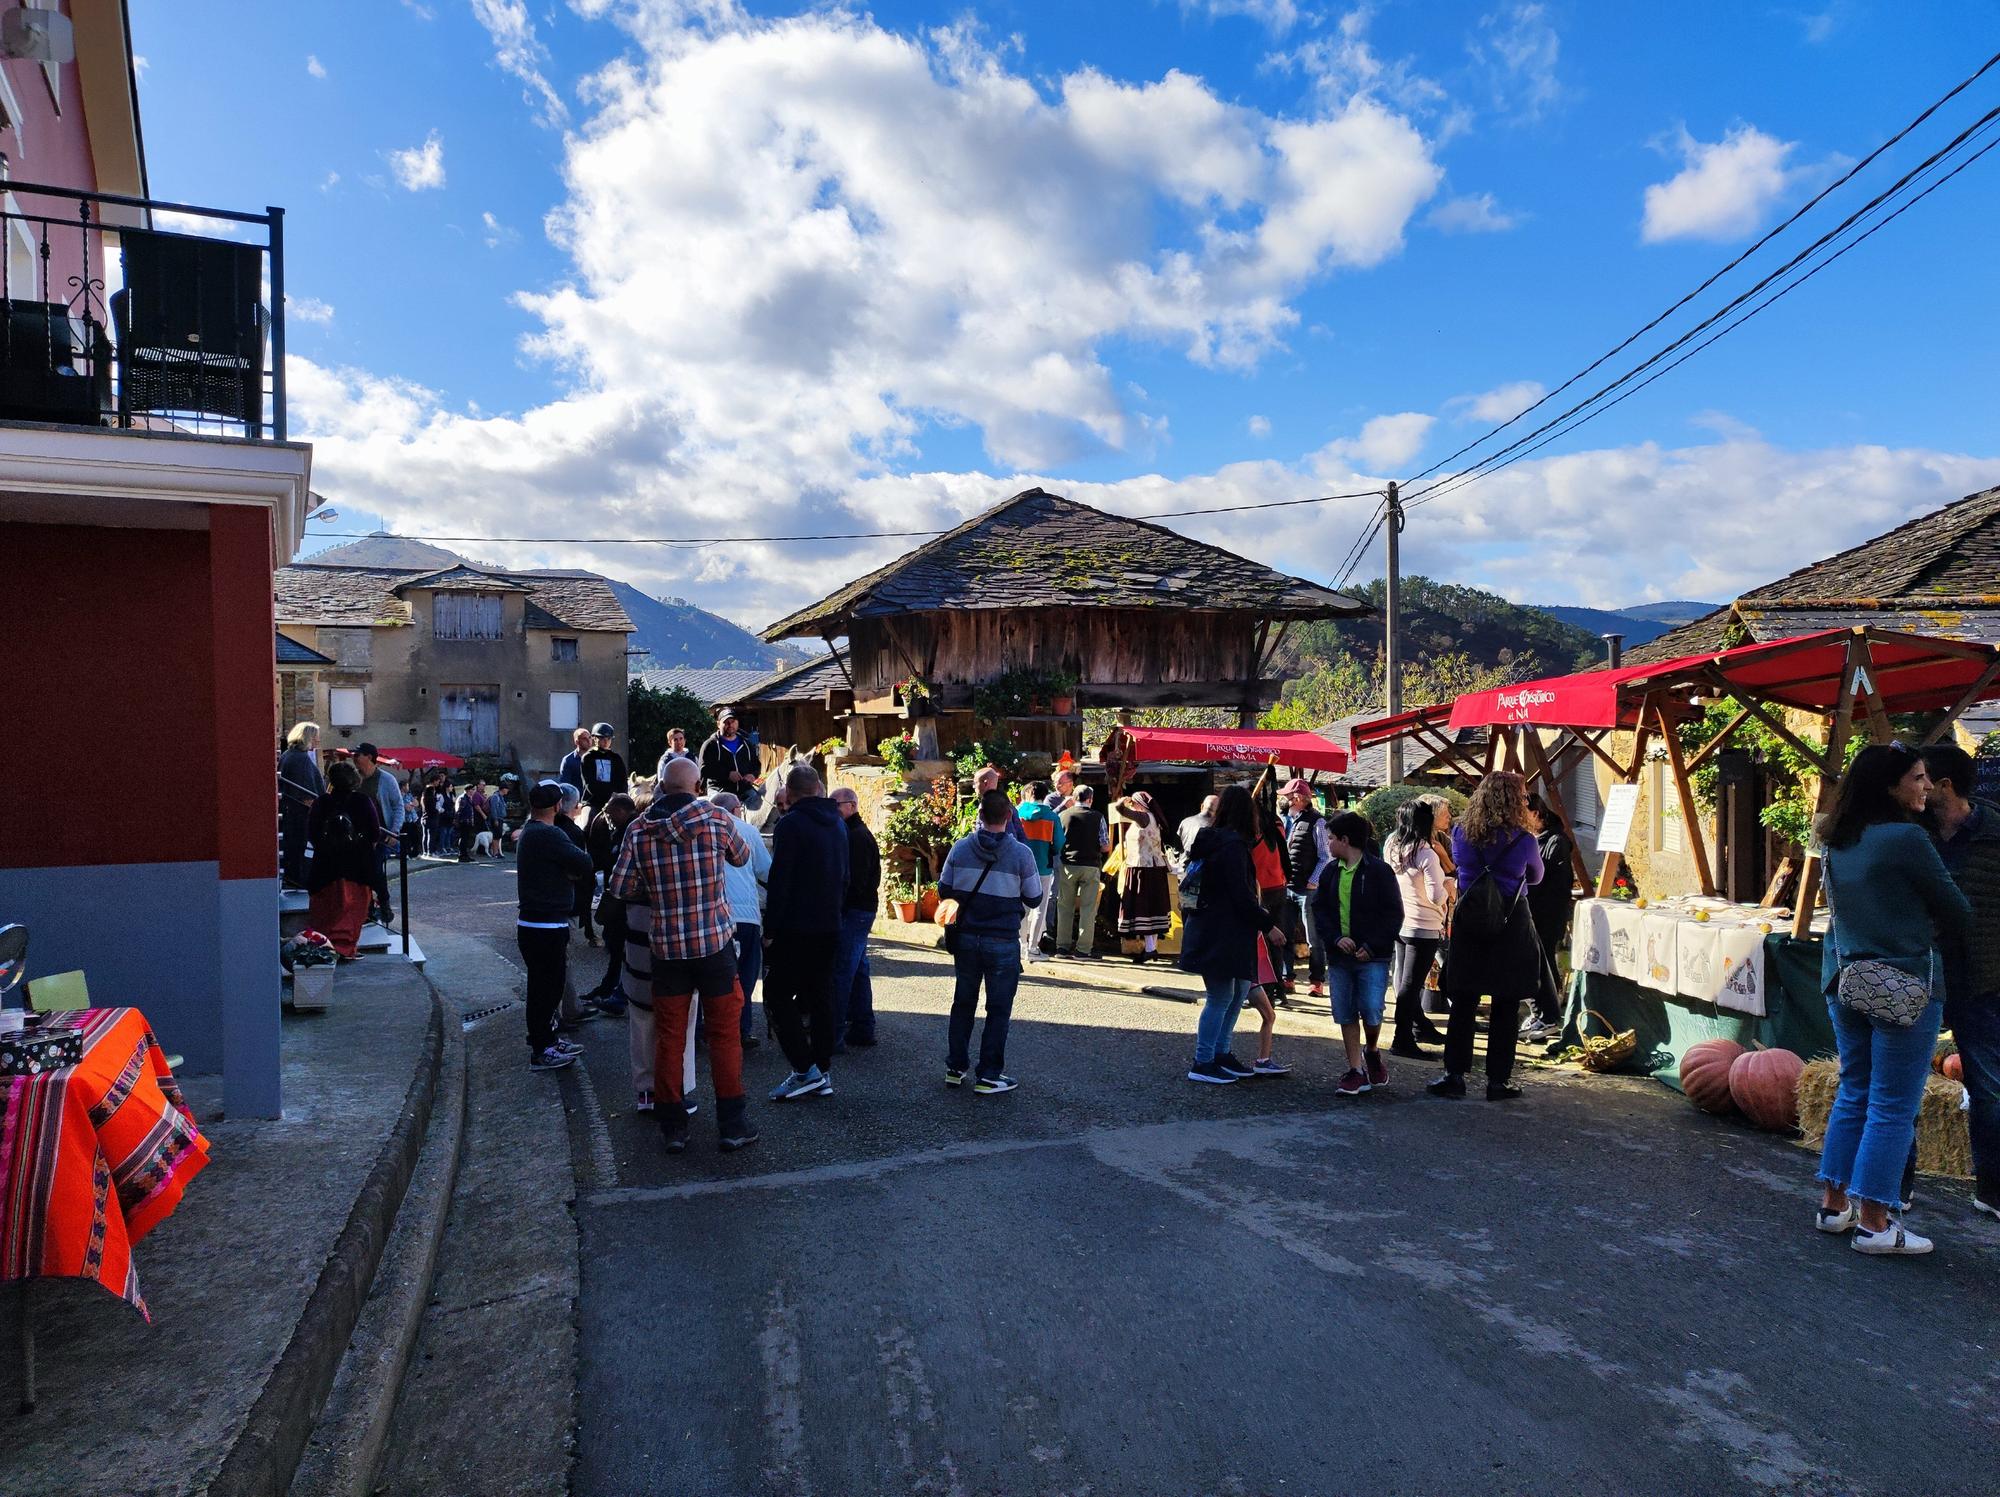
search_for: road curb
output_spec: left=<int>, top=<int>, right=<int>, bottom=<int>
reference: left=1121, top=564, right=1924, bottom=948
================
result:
left=206, top=988, right=447, bottom=1497
left=288, top=979, right=469, bottom=1497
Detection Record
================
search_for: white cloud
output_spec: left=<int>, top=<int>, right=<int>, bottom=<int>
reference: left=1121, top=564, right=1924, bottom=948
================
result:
left=293, top=6, right=1458, bottom=620
left=401, top=0, right=435, bottom=18
left=306, top=54, right=327, bottom=79
left=1248, top=414, right=1272, bottom=438
left=1320, top=412, right=1436, bottom=473
left=1470, top=3, right=1561, bottom=122
left=133, top=54, right=149, bottom=77
left=389, top=131, right=446, bottom=192
left=1449, top=380, right=1545, bottom=423
left=1427, top=191, right=1517, bottom=233
left=471, top=0, right=568, bottom=127
left=1283, top=8, right=1452, bottom=122
left=481, top=210, right=517, bottom=249
left=288, top=295, right=336, bottom=325
left=320, top=171, right=341, bottom=193
left=1642, top=125, right=1797, bottom=243
left=1184, top=0, right=1304, bottom=35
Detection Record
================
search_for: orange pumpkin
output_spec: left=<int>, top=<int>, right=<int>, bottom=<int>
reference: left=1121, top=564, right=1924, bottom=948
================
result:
left=1729, top=1048, right=1804, bottom=1131
left=1680, top=1039, right=1745, bottom=1114
left=1942, top=1053, right=1964, bottom=1082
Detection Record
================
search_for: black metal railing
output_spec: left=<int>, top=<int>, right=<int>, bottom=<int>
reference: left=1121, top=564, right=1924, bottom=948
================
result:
left=0, top=180, right=285, bottom=440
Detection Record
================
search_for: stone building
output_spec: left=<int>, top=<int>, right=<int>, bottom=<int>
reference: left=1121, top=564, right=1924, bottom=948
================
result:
left=274, top=560, right=632, bottom=776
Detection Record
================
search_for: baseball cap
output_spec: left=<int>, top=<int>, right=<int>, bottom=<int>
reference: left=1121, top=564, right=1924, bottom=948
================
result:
left=592, top=722, right=615, bottom=738
left=528, top=781, right=565, bottom=811
left=1282, top=777, right=1313, bottom=796
left=355, top=742, right=380, bottom=759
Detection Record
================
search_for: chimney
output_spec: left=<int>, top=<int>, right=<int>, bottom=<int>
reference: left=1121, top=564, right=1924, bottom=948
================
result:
left=1602, top=633, right=1625, bottom=669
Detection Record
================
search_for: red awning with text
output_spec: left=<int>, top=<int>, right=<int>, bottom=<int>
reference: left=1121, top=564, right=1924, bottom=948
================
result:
left=1123, top=726, right=1348, bottom=773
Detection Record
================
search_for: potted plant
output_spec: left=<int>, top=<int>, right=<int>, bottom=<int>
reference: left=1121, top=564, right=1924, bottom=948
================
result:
left=885, top=875, right=920, bottom=922
left=877, top=733, right=917, bottom=782
left=1046, top=666, right=1080, bottom=717
left=915, top=873, right=941, bottom=923
left=283, top=930, right=339, bottom=1011
left=894, top=674, right=935, bottom=715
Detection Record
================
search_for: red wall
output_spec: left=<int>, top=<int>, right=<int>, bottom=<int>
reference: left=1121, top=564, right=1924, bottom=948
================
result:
left=211, top=504, right=276, bottom=880
left=0, top=522, right=219, bottom=869
left=1, top=2, right=99, bottom=196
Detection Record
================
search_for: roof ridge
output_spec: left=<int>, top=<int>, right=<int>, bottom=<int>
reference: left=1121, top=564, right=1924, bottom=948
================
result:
left=1741, top=483, right=2000, bottom=601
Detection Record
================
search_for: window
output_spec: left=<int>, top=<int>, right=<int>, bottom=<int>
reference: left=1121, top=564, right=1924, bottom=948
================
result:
left=549, top=692, right=579, bottom=731
left=330, top=687, right=365, bottom=727
left=433, top=593, right=505, bottom=641
left=317, top=627, right=372, bottom=669
left=551, top=637, right=579, bottom=663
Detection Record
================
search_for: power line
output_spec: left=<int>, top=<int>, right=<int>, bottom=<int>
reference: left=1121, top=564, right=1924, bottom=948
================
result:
left=303, top=488, right=1388, bottom=550
left=1405, top=125, right=2000, bottom=514
left=1401, top=99, right=2000, bottom=511
left=1404, top=46, right=2000, bottom=489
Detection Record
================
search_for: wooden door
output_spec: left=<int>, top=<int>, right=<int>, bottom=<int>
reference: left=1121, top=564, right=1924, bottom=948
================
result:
left=440, top=684, right=501, bottom=756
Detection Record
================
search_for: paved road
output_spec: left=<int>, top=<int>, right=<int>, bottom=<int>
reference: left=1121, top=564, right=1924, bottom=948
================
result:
left=409, top=859, right=2000, bottom=1497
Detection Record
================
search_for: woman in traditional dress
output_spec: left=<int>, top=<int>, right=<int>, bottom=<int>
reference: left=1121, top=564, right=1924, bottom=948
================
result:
left=278, top=721, right=324, bottom=890
left=306, top=760, right=382, bottom=959
left=1114, top=790, right=1170, bottom=963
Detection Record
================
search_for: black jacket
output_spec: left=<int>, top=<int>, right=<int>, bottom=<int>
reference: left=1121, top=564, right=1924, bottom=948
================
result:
left=579, top=748, right=627, bottom=810
left=843, top=814, right=882, bottom=912
left=1529, top=828, right=1576, bottom=923
left=700, top=733, right=759, bottom=794
left=1309, top=852, right=1405, bottom=964
left=587, top=812, right=631, bottom=875
left=305, top=789, right=380, bottom=894
left=1176, top=826, right=1278, bottom=983
left=766, top=795, right=849, bottom=936
left=518, top=819, right=592, bottom=923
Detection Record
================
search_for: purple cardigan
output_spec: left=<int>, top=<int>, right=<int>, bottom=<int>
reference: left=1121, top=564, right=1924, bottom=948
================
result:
left=1452, top=825, right=1544, bottom=899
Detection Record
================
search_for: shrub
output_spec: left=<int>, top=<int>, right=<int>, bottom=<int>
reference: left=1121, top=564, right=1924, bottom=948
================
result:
left=1355, top=783, right=1468, bottom=845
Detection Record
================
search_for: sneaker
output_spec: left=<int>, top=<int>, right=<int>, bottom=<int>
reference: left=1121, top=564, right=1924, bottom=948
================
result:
left=944, top=1066, right=968, bottom=1088
left=1335, top=1068, right=1372, bottom=1097
left=1486, top=1083, right=1524, bottom=1101
left=1187, top=1060, right=1237, bottom=1085
left=553, top=1037, right=584, bottom=1056
left=1426, top=1072, right=1467, bottom=1099
left=595, top=994, right=628, bottom=1017
left=1308, top=982, right=1325, bottom=998
left=529, top=1047, right=575, bottom=1071
left=684, top=1097, right=699, bottom=1116
left=719, top=1117, right=761, bottom=1153
left=1816, top=1202, right=1857, bottom=1233
left=1974, top=1196, right=2000, bottom=1222
left=1057, top=946, right=1076, bottom=959
left=659, top=1111, right=690, bottom=1154
left=1520, top=1018, right=1550, bottom=1045
left=1388, top=1038, right=1429, bottom=1060
left=1072, top=949, right=1100, bottom=962
left=813, top=1070, right=834, bottom=1098
left=635, top=1089, right=656, bottom=1114
left=557, top=1009, right=600, bottom=1031
left=741, top=1032, right=762, bottom=1049
left=770, top=1067, right=828, bottom=1102
left=1038, top=933, right=1057, bottom=954
left=1853, top=1220, right=1933, bottom=1256
left=974, top=1073, right=1018, bottom=1095
left=1216, top=1053, right=1257, bottom=1079
left=1252, top=1057, right=1292, bottom=1076
left=1365, top=1048, right=1389, bottom=1088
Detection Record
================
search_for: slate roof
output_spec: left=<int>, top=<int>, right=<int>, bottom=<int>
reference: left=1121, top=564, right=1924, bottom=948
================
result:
left=275, top=563, right=632, bottom=633
left=633, top=666, right=774, bottom=705
left=738, top=653, right=849, bottom=705
left=761, top=488, right=1372, bottom=639
left=393, top=565, right=530, bottom=594
left=276, top=631, right=334, bottom=666
left=1621, top=483, right=2000, bottom=667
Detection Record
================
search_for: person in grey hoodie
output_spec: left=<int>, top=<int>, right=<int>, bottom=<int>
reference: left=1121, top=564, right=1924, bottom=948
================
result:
left=938, top=790, right=1043, bottom=1094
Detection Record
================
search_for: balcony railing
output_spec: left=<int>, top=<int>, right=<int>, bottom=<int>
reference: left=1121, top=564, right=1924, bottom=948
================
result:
left=0, top=181, right=286, bottom=441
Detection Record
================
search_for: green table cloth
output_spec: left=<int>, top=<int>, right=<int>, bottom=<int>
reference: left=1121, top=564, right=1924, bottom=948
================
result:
left=1560, top=934, right=1836, bottom=1091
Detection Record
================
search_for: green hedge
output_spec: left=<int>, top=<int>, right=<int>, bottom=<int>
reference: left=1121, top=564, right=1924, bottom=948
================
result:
left=1354, top=783, right=1468, bottom=844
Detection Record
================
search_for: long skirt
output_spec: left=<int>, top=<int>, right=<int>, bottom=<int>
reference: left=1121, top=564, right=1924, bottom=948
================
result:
left=310, top=878, right=373, bottom=959
left=1117, top=866, right=1171, bottom=936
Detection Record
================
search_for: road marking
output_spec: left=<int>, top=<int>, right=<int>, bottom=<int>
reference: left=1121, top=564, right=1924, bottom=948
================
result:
left=570, top=1057, right=618, bottom=1188
left=757, top=1283, right=812, bottom=1497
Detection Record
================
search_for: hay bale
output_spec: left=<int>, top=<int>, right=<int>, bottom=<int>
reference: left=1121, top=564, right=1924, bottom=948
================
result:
left=1794, top=1057, right=1971, bottom=1179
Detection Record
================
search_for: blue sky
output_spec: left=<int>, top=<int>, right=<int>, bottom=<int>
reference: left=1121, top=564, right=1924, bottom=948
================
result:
left=132, top=1, right=2000, bottom=623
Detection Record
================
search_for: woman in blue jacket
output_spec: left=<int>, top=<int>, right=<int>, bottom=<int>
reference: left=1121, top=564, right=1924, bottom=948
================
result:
left=1816, top=743, right=1971, bottom=1257
left=1179, top=785, right=1282, bottom=1086
left=1310, top=811, right=1405, bottom=1097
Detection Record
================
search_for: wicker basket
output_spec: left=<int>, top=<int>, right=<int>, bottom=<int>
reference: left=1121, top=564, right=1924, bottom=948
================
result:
left=1577, top=1008, right=1638, bottom=1073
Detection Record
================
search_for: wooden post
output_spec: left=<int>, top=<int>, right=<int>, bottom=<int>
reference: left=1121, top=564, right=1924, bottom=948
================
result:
left=1595, top=713, right=1654, bottom=897
left=1522, top=727, right=1592, bottom=891
left=1790, top=634, right=1866, bottom=938
left=1654, top=699, right=1717, bottom=897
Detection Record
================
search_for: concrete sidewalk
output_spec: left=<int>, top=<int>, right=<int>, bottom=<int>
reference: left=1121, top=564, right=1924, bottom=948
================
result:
left=0, top=954, right=445, bottom=1497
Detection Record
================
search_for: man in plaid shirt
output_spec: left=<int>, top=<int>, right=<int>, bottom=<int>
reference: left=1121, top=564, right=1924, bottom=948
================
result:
left=608, top=757, right=758, bottom=1154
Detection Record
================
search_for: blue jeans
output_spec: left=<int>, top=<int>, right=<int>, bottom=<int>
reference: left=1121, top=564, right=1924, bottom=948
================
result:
left=734, top=922, right=763, bottom=1040
left=830, top=907, right=876, bottom=1041
left=948, top=933, right=1020, bottom=1079
left=1195, top=975, right=1252, bottom=1064
left=1949, top=995, right=2000, bottom=1203
left=1819, top=993, right=1943, bottom=1207
left=1287, top=891, right=1325, bottom=983
left=1325, top=959, right=1391, bottom=1027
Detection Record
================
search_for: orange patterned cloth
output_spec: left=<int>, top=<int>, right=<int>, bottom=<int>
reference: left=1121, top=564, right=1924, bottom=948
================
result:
left=0, top=1008, right=210, bottom=1319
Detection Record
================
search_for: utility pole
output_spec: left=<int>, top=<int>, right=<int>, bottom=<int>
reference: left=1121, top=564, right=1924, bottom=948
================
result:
left=1383, top=481, right=1405, bottom=784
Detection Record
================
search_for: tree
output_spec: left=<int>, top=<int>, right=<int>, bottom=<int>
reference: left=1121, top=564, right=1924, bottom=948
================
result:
left=626, top=681, right=714, bottom=773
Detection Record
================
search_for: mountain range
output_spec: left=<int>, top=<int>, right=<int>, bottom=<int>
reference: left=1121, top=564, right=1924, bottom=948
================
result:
left=294, top=534, right=802, bottom=672
left=1526, top=600, right=1718, bottom=648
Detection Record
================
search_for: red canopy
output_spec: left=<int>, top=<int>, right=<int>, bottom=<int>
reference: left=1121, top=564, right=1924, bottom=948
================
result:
left=1348, top=703, right=1454, bottom=751
left=1122, top=726, right=1348, bottom=774
left=380, top=745, right=465, bottom=771
left=1446, top=627, right=2000, bottom=731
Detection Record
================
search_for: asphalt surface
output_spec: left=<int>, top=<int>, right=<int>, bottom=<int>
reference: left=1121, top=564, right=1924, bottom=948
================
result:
left=408, top=857, right=2000, bottom=1497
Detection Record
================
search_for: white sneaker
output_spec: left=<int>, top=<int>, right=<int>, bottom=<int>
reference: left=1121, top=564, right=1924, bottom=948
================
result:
left=1974, top=1196, right=2000, bottom=1222
left=1815, top=1203, right=1856, bottom=1233
left=1853, top=1220, right=1933, bottom=1255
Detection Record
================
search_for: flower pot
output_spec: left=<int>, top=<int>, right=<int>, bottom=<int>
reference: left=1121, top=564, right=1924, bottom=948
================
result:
left=1029, top=696, right=1050, bottom=715
left=917, top=888, right=940, bottom=922
left=894, top=900, right=919, bottom=923
left=291, top=965, right=335, bottom=1012
left=1050, top=695, right=1074, bottom=716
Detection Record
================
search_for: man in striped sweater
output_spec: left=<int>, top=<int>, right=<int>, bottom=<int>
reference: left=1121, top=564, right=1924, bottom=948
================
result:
left=938, top=790, right=1044, bottom=1095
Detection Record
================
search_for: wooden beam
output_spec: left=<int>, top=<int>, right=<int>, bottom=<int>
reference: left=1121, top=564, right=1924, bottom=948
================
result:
left=823, top=634, right=857, bottom=694
left=1654, top=699, right=1717, bottom=897
left=1683, top=705, right=1752, bottom=776
left=1920, top=658, right=2000, bottom=745
left=1521, top=725, right=1592, bottom=890
left=1792, top=635, right=1866, bottom=939
left=1574, top=729, right=1626, bottom=780
left=1594, top=738, right=1647, bottom=898
left=1708, top=672, right=1834, bottom=773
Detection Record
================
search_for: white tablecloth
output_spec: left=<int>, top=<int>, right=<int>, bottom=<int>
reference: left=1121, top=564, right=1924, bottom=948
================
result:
left=1571, top=896, right=1771, bottom=1014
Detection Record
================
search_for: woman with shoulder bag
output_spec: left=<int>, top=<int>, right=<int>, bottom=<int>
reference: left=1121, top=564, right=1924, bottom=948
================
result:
left=1385, top=798, right=1449, bottom=1057
left=1814, top=743, right=1971, bottom=1256
left=1178, top=786, right=1283, bottom=1085
left=1429, top=771, right=1543, bottom=1102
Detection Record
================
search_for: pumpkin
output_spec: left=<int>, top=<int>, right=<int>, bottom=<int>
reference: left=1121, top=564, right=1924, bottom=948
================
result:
left=1942, top=1053, right=1964, bottom=1082
left=1729, top=1047, right=1805, bottom=1131
left=1680, top=1039, right=1745, bottom=1114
